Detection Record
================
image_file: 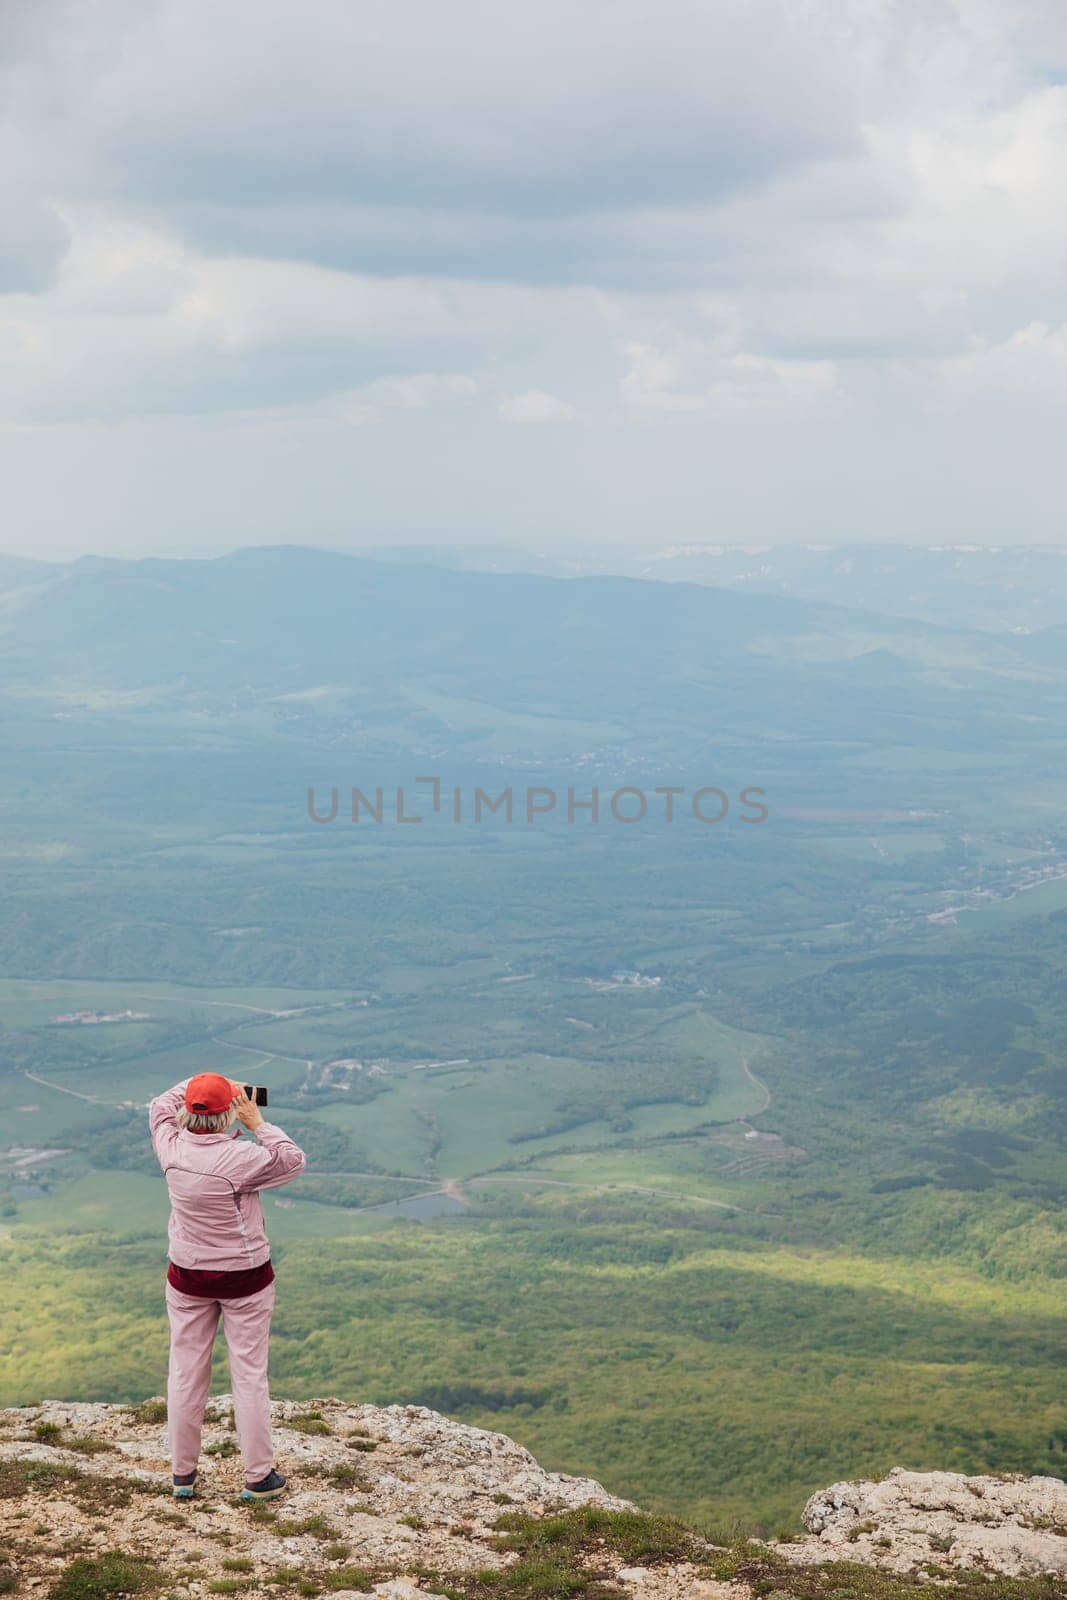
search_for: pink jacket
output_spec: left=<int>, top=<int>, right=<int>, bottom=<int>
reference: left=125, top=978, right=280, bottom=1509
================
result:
left=149, top=1079, right=306, bottom=1271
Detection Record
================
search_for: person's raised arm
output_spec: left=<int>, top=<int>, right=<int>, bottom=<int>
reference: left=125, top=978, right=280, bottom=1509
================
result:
left=232, top=1084, right=306, bottom=1192
left=148, top=1078, right=190, bottom=1163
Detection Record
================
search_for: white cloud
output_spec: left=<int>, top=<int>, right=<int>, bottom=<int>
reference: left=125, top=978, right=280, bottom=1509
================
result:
left=0, top=209, right=503, bottom=421
left=934, top=321, right=1067, bottom=401
left=620, top=338, right=839, bottom=418
left=498, top=389, right=577, bottom=424
left=2, top=0, right=1067, bottom=549
left=372, top=373, right=478, bottom=409
left=338, top=372, right=478, bottom=426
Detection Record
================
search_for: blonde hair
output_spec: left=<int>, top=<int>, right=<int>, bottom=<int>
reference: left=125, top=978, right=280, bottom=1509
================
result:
left=176, top=1105, right=238, bottom=1135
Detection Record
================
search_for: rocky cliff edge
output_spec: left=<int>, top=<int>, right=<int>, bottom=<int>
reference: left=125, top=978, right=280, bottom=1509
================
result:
left=1, top=1398, right=1064, bottom=1600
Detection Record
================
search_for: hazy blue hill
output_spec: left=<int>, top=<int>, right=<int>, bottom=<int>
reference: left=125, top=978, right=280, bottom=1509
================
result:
left=1012, top=624, right=1067, bottom=668
left=356, top=541, right=1067, bottom=634
left=0, top=543, right=1020, bottom=667
left=357, top=542, right=576, bottom=576
left=632, top=544, right=1067, bottom=631
left=0, top=547, right=1050, bottom=755
left=16, top=539, right=1067, bottom=640
left=0, top=553, right=55, bottom=590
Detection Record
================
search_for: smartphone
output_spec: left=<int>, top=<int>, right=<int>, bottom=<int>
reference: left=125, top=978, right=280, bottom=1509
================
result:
left=243, top=1084, right=269, bottom=1107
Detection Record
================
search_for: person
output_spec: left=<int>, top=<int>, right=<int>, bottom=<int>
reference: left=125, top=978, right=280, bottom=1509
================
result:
left=148, top=1072, right=306, bottom=1501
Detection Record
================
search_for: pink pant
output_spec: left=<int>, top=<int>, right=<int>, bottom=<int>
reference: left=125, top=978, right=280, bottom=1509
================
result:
left=165, top=1279, right=276, bottom=1483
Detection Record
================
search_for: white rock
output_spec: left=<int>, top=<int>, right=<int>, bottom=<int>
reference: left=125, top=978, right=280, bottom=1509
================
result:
left=792, top=1466, right=1067, bottom=1577
left=373, top=1583, right=451, bottom=1600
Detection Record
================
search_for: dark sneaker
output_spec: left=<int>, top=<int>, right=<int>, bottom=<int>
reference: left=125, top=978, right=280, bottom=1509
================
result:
left=240, top=1470, right=287, bottom=1502
left=173, top=1470, right=197, bottom=1499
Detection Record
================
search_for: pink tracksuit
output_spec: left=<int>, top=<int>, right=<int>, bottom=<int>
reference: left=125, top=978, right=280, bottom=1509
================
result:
left=149, top=1081, right=306, bottom=1481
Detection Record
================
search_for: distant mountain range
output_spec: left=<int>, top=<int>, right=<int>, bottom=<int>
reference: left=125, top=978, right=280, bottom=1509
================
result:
left=347, top=541, right=1067, bottom=634
left=2, top=546, right=1065, bottom=776
left=12, top=540, right=1067, bottom=636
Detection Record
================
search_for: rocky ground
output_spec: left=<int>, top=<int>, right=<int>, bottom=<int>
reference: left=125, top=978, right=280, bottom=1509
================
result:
left=0, top=1398, right=1064, bottom=1600
left=794, top=1467, right=1067, bottom=1579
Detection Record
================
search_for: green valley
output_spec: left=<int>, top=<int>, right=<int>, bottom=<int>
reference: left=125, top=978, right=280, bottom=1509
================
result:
left=0, top=549, right=1064, bottom=1533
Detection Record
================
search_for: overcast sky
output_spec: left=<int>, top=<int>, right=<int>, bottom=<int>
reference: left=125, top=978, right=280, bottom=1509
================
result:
left=3, top=0, right=1067, bottom=558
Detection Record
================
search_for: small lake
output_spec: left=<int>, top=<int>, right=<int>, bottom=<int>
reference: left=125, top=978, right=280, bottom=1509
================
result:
left=363, top=1190, right=467, bottom=1221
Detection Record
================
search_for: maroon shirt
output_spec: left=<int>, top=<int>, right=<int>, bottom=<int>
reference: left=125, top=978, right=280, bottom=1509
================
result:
left=167, top=1258, right=275, bottom=1298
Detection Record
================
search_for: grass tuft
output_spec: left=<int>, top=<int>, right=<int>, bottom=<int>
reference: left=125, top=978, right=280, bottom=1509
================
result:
left=0, top=1458, right=166, bottom=1511
left=479, top=1559, right=619, bottom=1599
left=127, top=1401, right=167, bottom=1426
left=327, top=1466, right=370, bottom=1492
left=272, top=1516, right=338, bottom=1540
left=491, top=1506, right=699, bottom=1566
left=322, top=1569, right=374, bottom=1593
left=0, top=1460, right=83, bottom=1500
left=285, top=1413, right=332, bottom=1437
left=703, top=1541, right=1067, bottom=1600
left=417, top=1506, right=704, bottom=1600
left=48, top=1552, right=160, bottom=1600
left=66, top=1436, right=116, bottom=1456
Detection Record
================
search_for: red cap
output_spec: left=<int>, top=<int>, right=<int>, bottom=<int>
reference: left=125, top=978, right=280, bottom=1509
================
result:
left=185, top=1073, right=235, bottom=1114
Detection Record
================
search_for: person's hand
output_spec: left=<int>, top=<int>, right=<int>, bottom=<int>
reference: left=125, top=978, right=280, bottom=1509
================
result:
left=231, top=1083, right=265, bottom=1131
